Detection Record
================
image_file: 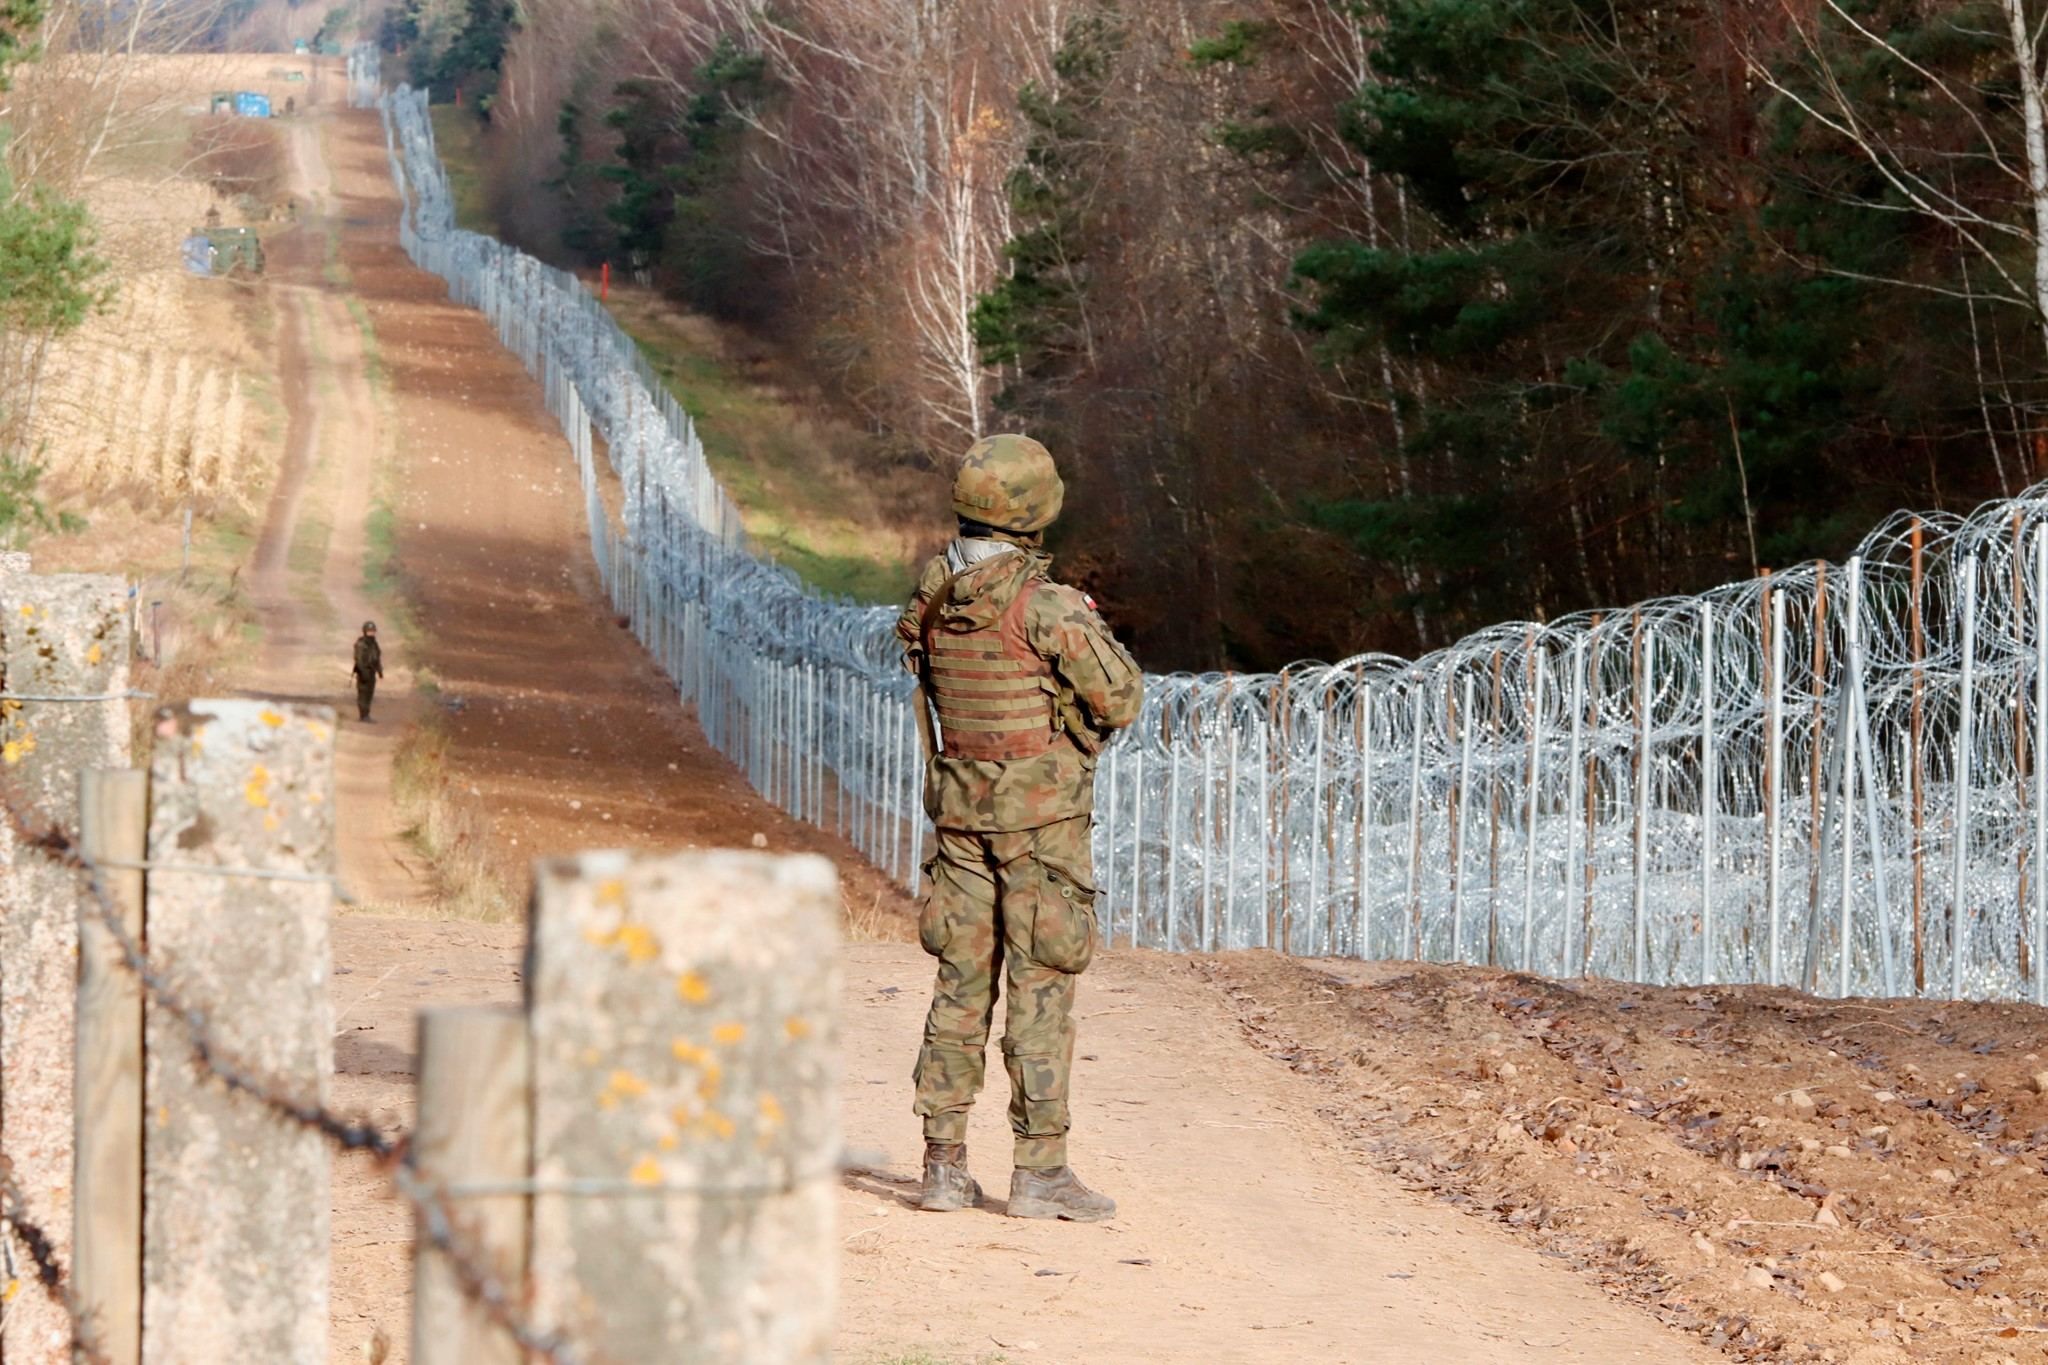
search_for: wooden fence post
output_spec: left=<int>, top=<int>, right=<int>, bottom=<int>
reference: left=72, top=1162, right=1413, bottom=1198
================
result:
left=141, top=700, right=334, bottom=1365
left=412, top=1006, right=528, bottom=1365
left=525, top=850, right=839, bottom=1362
left=0, top=571, right=130, bottom=1365
left=75, top=769, right=148, bottom=1365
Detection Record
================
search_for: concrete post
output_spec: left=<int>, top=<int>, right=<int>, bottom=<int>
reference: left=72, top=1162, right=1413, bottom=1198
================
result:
left=0, top=571, right=129, bottom=1365
left=142, top=701, right=334, bottom=1365
left=526, top=849, right=839, bottom=1362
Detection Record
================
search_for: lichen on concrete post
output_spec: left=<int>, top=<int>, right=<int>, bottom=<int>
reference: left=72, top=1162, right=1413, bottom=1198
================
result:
left=141, top=700, right=335, bottom=1365
left=0, top=571, right=130, bottom=1365
left=527, top=850, right=840, bottom=1362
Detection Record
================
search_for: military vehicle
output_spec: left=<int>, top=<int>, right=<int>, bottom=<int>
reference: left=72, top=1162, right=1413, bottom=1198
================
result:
left=183, top=225, right=264, bottom=277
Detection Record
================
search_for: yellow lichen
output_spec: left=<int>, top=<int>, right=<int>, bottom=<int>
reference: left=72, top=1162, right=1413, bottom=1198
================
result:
left=607, top=1069, right=648, bottom=1099
left=703, top=1112, right=736, bottom=1140
left=784, top=1016, right=812, bottom=1040
left=2, top=740, right=21, bottom=767
left=85, top=643, right=102, bottom=666
left=628, top=1155, right=662, bottom=1186
left=676, top=970, right=710, bottom=1004
left=712, top=1022, right=747, bottom=1045
left=595, top=878, right=626, bottom=906
left=244, top=764, right=271, bottom=808
left=670, top=1038, right=707, bottom=1066
left=657, top=1132, right=679, bottom=1152
left=758, top=1093, right=784, bottom=1128
left=259, top=708, right=285, bottom=728
left=615, top=923, right=659, bottom=965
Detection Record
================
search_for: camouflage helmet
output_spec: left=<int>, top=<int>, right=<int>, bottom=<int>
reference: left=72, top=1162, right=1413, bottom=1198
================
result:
left=952, top=434, right=1064, bottom=534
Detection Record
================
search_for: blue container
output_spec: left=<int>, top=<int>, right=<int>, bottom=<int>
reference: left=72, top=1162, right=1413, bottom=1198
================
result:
left=181, top=233, right=214, bottom=276
left=234, top=91, right=272, bottom=118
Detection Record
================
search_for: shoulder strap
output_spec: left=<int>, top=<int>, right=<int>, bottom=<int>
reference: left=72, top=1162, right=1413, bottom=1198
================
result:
left=912, top=569, right=965, bottom=761
left=918, top=570, right=962, bottom=649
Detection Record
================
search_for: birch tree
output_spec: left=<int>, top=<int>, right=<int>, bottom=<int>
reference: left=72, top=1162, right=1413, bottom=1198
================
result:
left=1751, top=0, right=2048, bottom=361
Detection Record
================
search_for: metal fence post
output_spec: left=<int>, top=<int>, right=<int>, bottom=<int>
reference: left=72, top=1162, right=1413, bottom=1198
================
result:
left=1521, top=651, right=1545, bottom=973
left=1953, top=555, right=1979, bottom=998
left=2036, top=526, right=2048, bottom=1005
left=1768, top=588, right=1787, bottom=987
left=1699, top=604, right=1716, bottom=984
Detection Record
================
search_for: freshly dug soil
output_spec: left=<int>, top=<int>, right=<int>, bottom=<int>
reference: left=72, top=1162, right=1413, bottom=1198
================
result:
left=1201, top=952, right=2048, bottom=1364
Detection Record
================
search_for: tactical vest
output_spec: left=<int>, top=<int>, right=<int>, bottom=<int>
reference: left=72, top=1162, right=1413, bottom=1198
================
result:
left=921, top=578, right=1059, bottom=761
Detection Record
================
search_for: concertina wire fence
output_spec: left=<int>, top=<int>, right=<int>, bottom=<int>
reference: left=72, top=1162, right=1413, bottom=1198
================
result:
left=355, top=50, right=2048, bottom=1004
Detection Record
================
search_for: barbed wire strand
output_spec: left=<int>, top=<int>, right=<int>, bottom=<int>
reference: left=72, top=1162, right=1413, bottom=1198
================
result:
left=0, top=788, right=585, bottom=1365
left=0, top=1152, right=109, bottom=1365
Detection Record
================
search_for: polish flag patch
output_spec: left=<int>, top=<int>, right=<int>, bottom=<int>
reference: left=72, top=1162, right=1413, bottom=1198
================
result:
left=1083, top=593, right=1098, bottom=611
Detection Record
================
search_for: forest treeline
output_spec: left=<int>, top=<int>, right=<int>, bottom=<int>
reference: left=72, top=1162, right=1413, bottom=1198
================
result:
left=389, top=0, right=2048, bottom=671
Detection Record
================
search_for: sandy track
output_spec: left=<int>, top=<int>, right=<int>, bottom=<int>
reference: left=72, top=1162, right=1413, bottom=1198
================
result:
left=247, top=66, right=428, bottom=914
left=252, top=101, right=1729, bottom=1363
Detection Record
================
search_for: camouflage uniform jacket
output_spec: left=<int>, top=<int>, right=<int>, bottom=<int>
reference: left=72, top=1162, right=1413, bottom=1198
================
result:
left=352, top=635, right=382, bottom=680
left=896, top=547, right=1143, bottom=833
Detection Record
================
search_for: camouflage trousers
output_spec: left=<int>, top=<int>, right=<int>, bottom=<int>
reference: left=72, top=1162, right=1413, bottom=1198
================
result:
left=354, top=676, right=376, bottom=720
left=913, top=815, right=1097, bottom=1169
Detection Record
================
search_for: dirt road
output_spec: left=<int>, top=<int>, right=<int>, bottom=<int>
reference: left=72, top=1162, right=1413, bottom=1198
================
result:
left=247, top=61, right=428, bottom=915
left=260, top=98, right=1762, bottom=1365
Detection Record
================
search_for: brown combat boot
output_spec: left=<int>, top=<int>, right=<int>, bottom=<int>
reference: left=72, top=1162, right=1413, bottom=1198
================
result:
left=918, top=1142, right=982, bottom=1212
left=1006, top=1165, right=1116, bottom=1222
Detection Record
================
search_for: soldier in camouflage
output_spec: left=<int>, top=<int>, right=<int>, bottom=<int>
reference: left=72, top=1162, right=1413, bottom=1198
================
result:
left=351, top=620, right=383, bottom=722
left=896, top=433, right=1144, bottom=1222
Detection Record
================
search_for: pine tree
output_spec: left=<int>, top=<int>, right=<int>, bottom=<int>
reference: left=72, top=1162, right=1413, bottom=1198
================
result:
left=973, top=6, right=1125, bottom=410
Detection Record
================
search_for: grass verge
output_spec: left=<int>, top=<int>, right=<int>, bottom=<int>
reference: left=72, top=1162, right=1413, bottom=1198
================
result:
left=422, top=106, right=935, bottom=602
left=427, top=103, right=496, bottom=235
left=601, top=290, right=935, bottom=604
left=391, top=719, right=519, bottom=921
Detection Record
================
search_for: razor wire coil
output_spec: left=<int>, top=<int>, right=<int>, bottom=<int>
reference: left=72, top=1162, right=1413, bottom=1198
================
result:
left=370, top=62, right=2048, bottom=1003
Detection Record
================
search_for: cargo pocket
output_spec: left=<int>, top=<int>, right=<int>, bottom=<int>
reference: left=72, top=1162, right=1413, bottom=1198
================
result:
left=917, top=859, right=949, bottom=957
left=1028, top=854, right=1097, bottom=974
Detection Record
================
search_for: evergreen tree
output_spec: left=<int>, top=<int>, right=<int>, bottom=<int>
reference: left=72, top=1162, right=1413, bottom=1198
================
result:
left=973, top=6, right=1125, bottom=410
left=0, top=0, right=108, bottom=542
left=599, top=39, right=769, bottom=317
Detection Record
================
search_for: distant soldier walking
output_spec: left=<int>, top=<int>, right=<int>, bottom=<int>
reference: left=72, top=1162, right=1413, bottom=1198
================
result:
left=351, top=620, right=383, bottom=721
left=897, top=434, right=1143, bottom=1221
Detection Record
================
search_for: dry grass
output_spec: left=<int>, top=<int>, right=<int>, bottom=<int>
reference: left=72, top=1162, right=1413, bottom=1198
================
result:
left=28, top=130, right=277, bottom=515
left=390, top=719, right=521, bottom=922
left=16, top=55, right=305, bottom=525
left=599, top=287, right=946, bottom=604
left=843, top=884, right=916, bottom=944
